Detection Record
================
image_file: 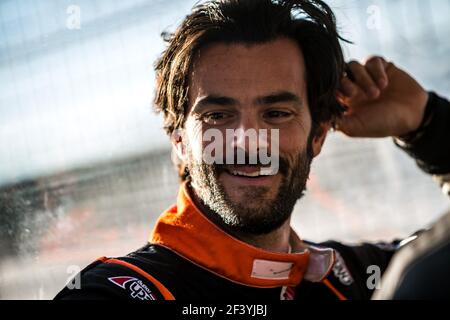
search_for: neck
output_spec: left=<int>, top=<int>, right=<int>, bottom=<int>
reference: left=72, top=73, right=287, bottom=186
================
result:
left=232, top=218, right=292, bottom=253
left=188, top=183, right=293, bottom=254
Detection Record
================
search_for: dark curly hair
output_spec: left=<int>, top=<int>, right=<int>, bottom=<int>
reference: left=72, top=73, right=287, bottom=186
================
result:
left=154, top=0, right=347, bottom=181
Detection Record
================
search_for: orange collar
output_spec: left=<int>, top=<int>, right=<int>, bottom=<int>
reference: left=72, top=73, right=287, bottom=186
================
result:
left=150, top=183, right=335, bottom=288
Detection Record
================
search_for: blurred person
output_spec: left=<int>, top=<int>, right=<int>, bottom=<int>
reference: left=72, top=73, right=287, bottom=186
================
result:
left=55, top=0, right=449, bottom=300
left=372, top=210, right=450, bottom=300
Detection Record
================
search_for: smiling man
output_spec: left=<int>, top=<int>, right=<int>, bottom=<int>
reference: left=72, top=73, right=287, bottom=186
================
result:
left=55, top=0, right=450, bottom=300
left=183, top=39, right=318, bottom=242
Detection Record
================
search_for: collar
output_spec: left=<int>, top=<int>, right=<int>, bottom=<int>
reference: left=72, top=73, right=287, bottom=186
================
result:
left=150, top=183, right=335, bottom=288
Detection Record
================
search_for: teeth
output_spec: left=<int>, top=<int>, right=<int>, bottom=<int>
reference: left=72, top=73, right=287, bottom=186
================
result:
left=231, top=170, right=260, bottom=177
left=230, top=169, right=276, bottom=177
left=259, top=168, right=277, bottom=176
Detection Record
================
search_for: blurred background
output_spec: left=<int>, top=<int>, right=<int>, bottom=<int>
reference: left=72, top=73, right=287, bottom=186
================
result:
left=0, top=0, right=449, bottom=299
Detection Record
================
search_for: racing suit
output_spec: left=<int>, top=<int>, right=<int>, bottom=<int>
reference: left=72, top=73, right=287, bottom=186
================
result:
left=55, top=92, right=450, bottom=300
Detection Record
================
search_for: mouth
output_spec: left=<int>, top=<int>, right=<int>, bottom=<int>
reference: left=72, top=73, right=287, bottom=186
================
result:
left=226, top=168, right=277, bottom=177
left=221, top=166, right=279, bottom=186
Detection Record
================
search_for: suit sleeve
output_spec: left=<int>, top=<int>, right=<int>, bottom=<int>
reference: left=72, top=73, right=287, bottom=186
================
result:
left=54, top=259, right=167, bottom=301
left=395, top=92, right=450, bottom=196
left=395, top=92, right=450, bottom=174
left=322, top=235, right=419, bottom=299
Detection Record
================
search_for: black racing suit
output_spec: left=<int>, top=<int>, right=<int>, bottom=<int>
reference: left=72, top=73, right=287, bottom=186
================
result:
left=55, top=92, right=450, bottom=301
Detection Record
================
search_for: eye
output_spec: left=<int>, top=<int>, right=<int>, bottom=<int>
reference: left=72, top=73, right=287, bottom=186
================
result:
left=264, top=110, right=293, bottom=122
left=202, top=111, right=233, bottom=125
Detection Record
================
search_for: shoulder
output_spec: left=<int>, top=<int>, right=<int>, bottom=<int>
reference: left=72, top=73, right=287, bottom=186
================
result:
left=303, top=238, right=417, bottom=299
left=307, top=238, right=406, bottom=276
left=54, top=244, right=178, bottom=300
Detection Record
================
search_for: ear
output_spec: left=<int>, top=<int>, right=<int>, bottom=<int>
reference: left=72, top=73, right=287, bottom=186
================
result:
left=171, top=129, right=187, bottom=162
left=311, top=122, right=331, bottom=158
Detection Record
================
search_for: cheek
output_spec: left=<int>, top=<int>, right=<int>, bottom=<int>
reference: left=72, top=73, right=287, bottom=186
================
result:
left=185, top=121, right=228, bottom=164
left=278, top=126, right=309, bottom=156
left=184, top=120, right=205, bottom=162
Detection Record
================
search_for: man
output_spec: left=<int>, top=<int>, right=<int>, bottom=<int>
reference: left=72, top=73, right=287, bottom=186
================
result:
left=55, top=0, right=450, bottom=300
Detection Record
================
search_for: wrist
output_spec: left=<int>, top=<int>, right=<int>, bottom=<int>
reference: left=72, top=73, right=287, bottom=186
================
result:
left=397, top=92, right=434, bottom=144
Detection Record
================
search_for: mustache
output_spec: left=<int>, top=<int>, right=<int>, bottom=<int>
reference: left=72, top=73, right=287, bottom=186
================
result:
left=207, top=154, right=290, bottom=177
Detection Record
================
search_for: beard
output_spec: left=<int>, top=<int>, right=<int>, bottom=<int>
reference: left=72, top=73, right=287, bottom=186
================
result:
left=185, top=141, right=313, bottom=236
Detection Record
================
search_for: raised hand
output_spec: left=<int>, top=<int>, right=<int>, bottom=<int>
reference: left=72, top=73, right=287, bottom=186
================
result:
left=336, top=56, right=429, bottom=138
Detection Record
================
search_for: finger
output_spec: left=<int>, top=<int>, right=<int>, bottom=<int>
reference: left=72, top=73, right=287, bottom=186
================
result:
left=338, top=76, right=357, bottom=97
left=365, top=56, right=389, bottom=89
left=347, top=60, right=380, bottom=98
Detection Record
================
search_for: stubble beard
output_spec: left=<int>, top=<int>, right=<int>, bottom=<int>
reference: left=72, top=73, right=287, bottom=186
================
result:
left=186, top=142, right=313, bottom=235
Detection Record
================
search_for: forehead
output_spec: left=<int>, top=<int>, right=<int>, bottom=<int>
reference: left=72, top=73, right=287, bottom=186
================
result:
left=189, top=38, right=307, bottom=102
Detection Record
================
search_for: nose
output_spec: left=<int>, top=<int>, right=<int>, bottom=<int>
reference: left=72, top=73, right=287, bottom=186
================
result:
left=229, top=113, right=271, bottom=159
left=233, top=114, right=258, bottom=151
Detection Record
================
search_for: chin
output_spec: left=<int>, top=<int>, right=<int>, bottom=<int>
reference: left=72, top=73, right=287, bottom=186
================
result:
left=225, top=186, right=278, bottom=208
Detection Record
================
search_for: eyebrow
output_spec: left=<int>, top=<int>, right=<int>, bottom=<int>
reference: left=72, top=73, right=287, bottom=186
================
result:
left=256, top=91, right=302, bottom=106
left=193, top=95, right=239, bottom=110
left=191, top=91, right=302, bottom=112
